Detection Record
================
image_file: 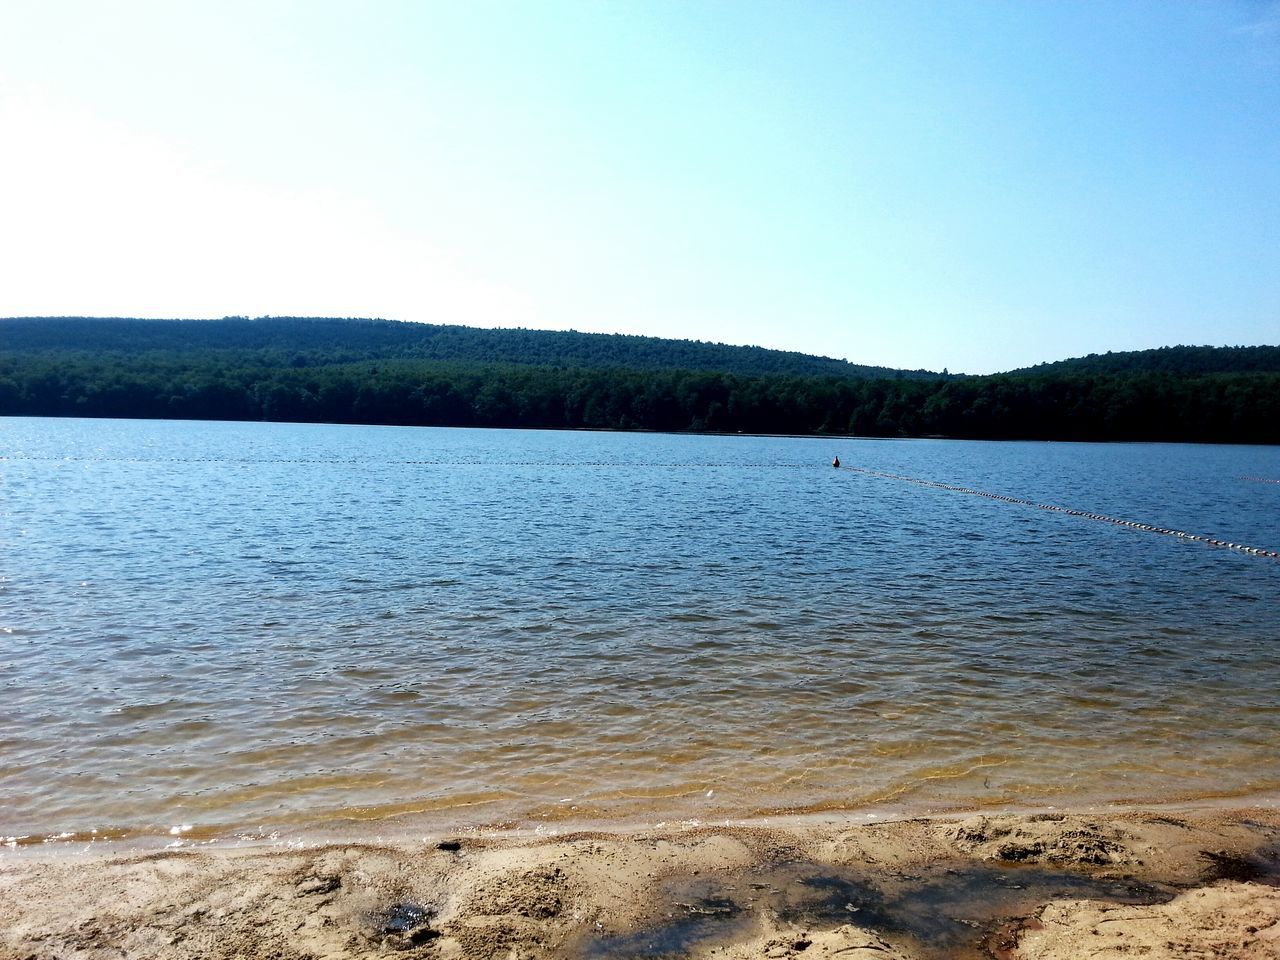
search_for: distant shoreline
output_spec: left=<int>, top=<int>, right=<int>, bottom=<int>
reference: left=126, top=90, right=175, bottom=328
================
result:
left=4, top=412, right=1280, bottom=447
left=4, top=317, right=1278, bottom=443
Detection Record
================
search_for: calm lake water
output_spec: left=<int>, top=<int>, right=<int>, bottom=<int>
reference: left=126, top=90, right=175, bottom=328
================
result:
left=2, top=417, right=1278, bottom=840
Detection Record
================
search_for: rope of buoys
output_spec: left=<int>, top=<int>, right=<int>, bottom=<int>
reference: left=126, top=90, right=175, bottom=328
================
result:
left=841, top=465, right=1280, bottom=560
left=0, top=455, right=814, bottom=469
left=1241, top=476, right=1280, bottom=485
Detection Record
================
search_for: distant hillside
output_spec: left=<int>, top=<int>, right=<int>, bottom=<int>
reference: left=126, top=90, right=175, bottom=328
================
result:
left=1005, top=344, right=1280, bottom=377
left=0, top=316, right=945, bottom=380
left=1, top=317, right=1276, bottom=443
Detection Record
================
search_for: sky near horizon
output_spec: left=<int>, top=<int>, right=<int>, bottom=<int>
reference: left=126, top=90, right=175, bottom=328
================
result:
left=1, top=2, right=1277, bottom=374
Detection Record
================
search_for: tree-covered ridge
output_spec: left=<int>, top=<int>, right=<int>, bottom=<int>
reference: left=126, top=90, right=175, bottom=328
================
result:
left=1, top=317, right=1276, bottom=443
left=1006, top=344, right=1280, bottom=377
left=0, top=316, right=944, bottom=380
left=1, top=352, right=1276, bottom=443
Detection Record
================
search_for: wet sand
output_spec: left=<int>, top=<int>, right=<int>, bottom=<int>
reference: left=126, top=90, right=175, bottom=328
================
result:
left=2, top=808, right=1278, bottom=959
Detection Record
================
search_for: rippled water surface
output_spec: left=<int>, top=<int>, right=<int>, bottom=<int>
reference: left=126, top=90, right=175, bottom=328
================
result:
left=3, top=418, right=1278, bottom=838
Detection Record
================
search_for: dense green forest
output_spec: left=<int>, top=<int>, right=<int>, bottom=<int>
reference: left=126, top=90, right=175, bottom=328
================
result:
left=1010, top=344, right=1280, bottom=377
left=0, top=316, right=942, bottom=379
left=2, top=317, right=1277, bottom=443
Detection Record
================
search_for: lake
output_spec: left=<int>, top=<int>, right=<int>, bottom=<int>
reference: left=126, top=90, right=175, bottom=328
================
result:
left=2, top=417, right=1278, bottom=841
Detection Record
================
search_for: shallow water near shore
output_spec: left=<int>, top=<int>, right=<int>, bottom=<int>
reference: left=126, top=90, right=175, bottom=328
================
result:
left=2, top=417, right=1279, bottom=839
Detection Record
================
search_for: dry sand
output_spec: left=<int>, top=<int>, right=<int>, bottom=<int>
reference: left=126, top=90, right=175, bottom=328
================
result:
left=2, top=809, right=1277, bottom=959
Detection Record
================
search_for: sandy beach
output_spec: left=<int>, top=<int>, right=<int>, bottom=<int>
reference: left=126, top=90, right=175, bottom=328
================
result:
left=3, top=807, right=1277, bottom=959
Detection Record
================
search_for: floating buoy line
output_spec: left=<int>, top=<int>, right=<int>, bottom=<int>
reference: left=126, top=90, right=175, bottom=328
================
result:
left=5, top=453, right=1275, bottom=558
left=841, top=465, right=1280, bottom=561
left=0, top=455, right=812, bottom=469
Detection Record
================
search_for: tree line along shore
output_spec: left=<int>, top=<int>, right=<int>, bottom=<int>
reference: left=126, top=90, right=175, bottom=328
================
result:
left=2, top=317, right=1277, bottom=443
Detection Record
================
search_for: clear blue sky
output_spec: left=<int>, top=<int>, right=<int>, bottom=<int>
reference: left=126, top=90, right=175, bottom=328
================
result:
left=1, top=1, right=1276, bottom=373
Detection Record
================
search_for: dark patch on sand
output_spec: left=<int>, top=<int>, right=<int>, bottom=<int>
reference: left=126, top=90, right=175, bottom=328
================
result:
left=1200, top=846, right=1280, bottom=886
left=584, top=857, right=1173, bottom=960
left=373, top=901, right=439, bottom=947
left=584, top=891, right=748, bottom=959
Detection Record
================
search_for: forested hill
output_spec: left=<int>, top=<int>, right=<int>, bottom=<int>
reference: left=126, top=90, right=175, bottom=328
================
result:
left=0, top=316, right=943, bottom=380
left=1, top=317, right=1277, bottom=443
left=1004, top=344, right=1280, bottom=377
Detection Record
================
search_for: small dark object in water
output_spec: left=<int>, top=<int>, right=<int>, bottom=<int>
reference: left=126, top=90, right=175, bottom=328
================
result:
left=437, top=839, right=462, bottom=852
left=832, top=456, right=840, bottom=468
left=986, top=916, right=1044, bottom=960
left=380, top=901, right=434, bottom=936
left=674, top=897, right=737, bottom=917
